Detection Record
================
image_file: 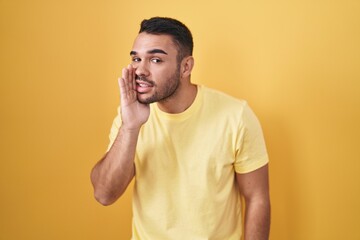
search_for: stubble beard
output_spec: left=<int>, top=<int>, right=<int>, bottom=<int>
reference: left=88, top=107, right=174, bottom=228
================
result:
left=137, top=67, right=181, bottom=105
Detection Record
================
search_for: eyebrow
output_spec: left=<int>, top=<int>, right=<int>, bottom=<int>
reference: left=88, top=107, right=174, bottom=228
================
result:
left=130, top=49, right=168, bottom=56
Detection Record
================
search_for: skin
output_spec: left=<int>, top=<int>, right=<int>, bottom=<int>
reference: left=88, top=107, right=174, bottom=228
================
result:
left=237, top=165, right=271, bottom=240
left=90, top=32, right=270, bottom=240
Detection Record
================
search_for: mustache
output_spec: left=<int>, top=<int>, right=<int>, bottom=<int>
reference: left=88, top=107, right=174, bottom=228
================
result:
left=135, top=75, right=156, bottom=86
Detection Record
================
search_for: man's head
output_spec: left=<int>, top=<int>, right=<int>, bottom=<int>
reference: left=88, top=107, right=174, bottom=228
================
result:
left=139, top=17, right=193, bottom=62
left=130, top=17, right=195, bottom=105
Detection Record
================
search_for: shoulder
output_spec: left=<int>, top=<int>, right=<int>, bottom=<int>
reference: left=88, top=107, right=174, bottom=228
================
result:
left=200, top=85, right=248, bottom=113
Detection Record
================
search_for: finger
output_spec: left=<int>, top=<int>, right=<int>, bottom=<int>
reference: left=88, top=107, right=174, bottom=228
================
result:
left=125, top=65, right=132, bottom=99
left=128, top=64, right=135, bottom=92
left=119, top=68, right=130, bottom=99
left=131, top=64, right=137, bottom=91
left=119, top=68, right=125, bottom=93
left=118, top=77, right=125, bottom=97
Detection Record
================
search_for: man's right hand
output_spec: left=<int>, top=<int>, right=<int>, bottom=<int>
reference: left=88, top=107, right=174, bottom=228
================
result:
left=91, top=65, right=142, bottom=206
left=118, top=65, right=150, bottom=130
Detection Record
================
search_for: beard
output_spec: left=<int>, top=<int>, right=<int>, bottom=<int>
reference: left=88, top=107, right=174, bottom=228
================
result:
left=137, top=66, right=181, bottom=104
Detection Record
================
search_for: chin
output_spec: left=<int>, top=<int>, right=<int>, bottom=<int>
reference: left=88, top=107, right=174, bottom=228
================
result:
left=137, top=94, right=157, bottom=104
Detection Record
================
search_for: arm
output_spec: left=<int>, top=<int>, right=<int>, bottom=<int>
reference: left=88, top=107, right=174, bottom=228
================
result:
left=236, top=164, right=271, bottom=240
left=90, top=65, right=150, bottom=206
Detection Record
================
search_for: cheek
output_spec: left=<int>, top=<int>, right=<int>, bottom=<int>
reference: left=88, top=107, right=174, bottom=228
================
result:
left=152, top=65, right=177, bottom=79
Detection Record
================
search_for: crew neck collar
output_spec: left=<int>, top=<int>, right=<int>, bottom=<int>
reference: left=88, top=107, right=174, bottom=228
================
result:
left=152, top=85, right=203, bottom=121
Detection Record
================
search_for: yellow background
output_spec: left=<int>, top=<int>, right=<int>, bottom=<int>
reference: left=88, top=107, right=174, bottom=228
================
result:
left=1, top=0, right=359, bottom=239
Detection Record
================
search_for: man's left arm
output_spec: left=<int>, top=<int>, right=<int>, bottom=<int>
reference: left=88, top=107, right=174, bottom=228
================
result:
left=236, top=164, right=270, bottom=240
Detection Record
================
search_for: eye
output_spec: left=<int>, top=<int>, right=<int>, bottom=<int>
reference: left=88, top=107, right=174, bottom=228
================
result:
left=151, top=58, right=162, bottom=63
left=132, top=57, right=141, bottom=62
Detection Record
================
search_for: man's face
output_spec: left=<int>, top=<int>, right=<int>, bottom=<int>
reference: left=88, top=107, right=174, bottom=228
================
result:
left=130, top=32, right=181, bottom=104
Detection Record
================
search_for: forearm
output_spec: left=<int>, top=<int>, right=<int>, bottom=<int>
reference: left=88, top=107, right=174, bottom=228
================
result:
left=91, top=125, right=139, bottom=205
left=243, top=198, right=271, bottom=240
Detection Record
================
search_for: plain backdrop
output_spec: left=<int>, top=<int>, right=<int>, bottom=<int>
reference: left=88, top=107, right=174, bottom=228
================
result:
left=1, top=0, right=359, bottom=239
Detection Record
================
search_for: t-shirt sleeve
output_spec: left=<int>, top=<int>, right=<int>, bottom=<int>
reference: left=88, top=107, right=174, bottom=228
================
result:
left=234, top=102, right=269, bottom=173
left=106, top=106, right=122, bottom=152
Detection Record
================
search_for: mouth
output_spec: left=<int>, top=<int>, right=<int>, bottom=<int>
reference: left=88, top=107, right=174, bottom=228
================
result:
left=136, top=80, right=154, bottom=93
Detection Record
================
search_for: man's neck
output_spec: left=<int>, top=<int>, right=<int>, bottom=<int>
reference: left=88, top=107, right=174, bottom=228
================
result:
left=156, top=83, right=198, bottom=114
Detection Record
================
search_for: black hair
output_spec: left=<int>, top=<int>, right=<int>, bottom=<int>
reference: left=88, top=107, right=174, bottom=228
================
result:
left=139, top=17, right=193, bottom=61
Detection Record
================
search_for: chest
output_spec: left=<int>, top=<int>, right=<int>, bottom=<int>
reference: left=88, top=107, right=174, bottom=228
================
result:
left=135, top=114, right=239, bottom=184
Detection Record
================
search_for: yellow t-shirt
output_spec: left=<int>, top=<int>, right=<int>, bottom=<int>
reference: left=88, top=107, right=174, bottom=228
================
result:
left=107, top=85, right=269, bottom=240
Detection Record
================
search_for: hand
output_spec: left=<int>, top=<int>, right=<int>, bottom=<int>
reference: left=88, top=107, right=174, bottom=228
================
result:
left=118, top=65, right=150, bottom=130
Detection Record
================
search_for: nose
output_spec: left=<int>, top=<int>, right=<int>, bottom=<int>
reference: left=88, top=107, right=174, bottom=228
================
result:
left=134, top=61, right=150, bottom=78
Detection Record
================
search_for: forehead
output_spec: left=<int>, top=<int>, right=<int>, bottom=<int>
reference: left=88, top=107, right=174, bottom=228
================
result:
left=132, top=33, right=178, bottom=55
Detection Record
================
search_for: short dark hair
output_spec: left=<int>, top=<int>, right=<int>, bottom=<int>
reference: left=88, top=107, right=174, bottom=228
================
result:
left=139, top=17, right=193, bottom=61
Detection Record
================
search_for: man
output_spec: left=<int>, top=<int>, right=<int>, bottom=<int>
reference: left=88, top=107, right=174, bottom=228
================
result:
left=91, top=17, right=270, bottom=240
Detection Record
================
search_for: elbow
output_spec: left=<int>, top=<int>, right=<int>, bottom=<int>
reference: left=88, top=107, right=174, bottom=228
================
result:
left=95, top=197, right=114, bottom=206
left=93, top=189, right=117, bottom=206
left=91, top=168, right=115, bottom=206
left=90, top=166, right=129, bottom=206
left=91, top=180, right=117, bottom=206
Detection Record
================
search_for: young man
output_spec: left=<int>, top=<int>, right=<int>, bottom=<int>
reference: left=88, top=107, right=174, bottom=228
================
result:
left=91, top=17, right=270, bottom=240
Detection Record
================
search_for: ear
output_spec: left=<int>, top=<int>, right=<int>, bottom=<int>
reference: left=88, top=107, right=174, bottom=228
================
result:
left=180, top=56, right=194, bottom=78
